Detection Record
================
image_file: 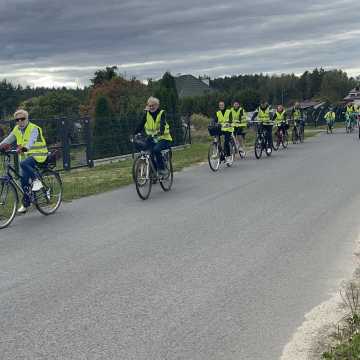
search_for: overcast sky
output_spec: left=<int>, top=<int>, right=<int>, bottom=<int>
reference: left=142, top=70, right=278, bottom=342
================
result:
left=1, top=0, right=359, bottom=88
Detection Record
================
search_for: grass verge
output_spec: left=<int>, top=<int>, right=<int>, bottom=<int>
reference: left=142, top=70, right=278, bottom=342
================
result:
left=322, top=282, right=360, bottom=359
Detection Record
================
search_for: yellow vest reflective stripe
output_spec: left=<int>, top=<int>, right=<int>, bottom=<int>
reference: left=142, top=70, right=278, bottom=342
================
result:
left=12, top=122, right=48, bottom=163
left=144, top=110, right=172, bottom=141
left=258, top=107, right=271, bottom=124
left=216, top=110, right=233, bottom=132
left=231, top=107, right=247, bottom=127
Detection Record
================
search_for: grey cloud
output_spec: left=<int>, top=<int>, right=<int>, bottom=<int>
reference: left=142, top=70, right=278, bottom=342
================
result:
left=0, top=0, right=359, bottom=87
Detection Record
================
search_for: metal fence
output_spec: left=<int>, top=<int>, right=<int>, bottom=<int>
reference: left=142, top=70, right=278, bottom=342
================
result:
left=0, top=113, right=191, bottom=171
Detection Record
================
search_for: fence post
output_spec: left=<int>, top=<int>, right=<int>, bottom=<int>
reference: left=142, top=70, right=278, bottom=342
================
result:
left=187, top=115, right=191, bottom=144
left=84, top=117, right=94, bottom=168
left=60, top=117, right=71, bottom=170
left=9, top=119, right=20, bottom=172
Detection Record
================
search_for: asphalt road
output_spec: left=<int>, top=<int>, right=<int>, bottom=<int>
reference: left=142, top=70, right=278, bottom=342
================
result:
left=1, top=130, right=360, bottom=360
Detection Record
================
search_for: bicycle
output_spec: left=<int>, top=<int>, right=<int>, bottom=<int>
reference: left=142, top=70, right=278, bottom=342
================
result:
left=0, top=149, right=63, bottom=229
left=326, top=121, right=334, bottom=134
left=273, top=122, right=288, bottom=150
left=253, top=122, right=273, bottom=159
left=131, top=135, right=173, bottom=200
left=345, top=114, right=355, bottom=133
left=291, top=122, right=300, bottom=144
left=207, top=123, right=236, bottom=172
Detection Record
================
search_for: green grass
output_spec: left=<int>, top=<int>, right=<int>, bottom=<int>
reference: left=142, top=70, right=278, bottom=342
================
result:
left=60, top=127, right=321, bottom=201
left=323, top=334, right=360, bottom=359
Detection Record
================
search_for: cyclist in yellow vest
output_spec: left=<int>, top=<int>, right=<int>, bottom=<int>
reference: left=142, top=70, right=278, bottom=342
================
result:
left=251, top=101, right=273, bottom=154
left=291, top=102, right=303, bottom=139
left=273, top=105, right=288, bottom=136
left=231, top=101, right=247, bottom=157
left=345, top=102, right=357, bottom=128
left=134, top=96, right=172, bottom=176
left=0, top=109, right=48, bottom=213
left=324, top=108, right=336, bottom=124
left=213, top=101, right=233, bottom=164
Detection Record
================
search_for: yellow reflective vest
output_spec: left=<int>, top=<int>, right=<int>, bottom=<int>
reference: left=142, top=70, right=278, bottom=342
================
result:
left=231, top=107, right=247, bottom=128
left=216, top=110, right=233, bottom=132
left=274, top=110, right=287, bottom=126
left=324, top=111, right=335, bottom=122
left=12, top=122, right=48, bottom=163
left=257, top=107, right=272, bottom=124
left=144, top=110, right=172, bottom=141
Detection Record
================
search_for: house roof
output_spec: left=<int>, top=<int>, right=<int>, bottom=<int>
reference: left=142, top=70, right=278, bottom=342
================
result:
left=344, top=87, right=360, bottom=101
left=175, top=74, right=214, bottom=98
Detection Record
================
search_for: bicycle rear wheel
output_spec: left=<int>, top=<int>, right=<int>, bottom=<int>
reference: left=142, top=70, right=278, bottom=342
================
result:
left=134, top=158, right=152, bottom=200
left=0, top=180, right=18, bottom=229
left=208, top=142, right=220, bottom=171
left=34, top=170, right=63, bottom=215
left=160, top=152, right=173, bottom=192
left=254, top=136, right=263, bottom=159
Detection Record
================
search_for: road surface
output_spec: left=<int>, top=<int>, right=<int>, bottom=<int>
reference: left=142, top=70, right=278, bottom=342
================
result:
left=1, top=130, right=360, bottom=359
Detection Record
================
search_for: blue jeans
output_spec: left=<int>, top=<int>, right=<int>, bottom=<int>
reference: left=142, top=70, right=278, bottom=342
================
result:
left=146, top=138, right=171, bottom=170
left=20, top=157, right=37, bottom=207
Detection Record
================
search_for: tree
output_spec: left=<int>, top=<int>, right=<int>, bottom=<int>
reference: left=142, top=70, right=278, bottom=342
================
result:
left=90, top=66, right=119, bottom=87
left=93, top=95, right=115, bottom=158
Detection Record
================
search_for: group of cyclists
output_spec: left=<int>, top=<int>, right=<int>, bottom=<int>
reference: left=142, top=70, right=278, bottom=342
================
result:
left=1, top=97, right=359, bottom=219
left=211, top=100, right=305, bottom=163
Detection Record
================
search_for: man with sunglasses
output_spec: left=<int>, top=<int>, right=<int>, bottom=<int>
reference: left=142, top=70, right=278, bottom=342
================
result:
left=134, top=97, right=172, bottom=176
left=0, top=109, right=48, bottom=214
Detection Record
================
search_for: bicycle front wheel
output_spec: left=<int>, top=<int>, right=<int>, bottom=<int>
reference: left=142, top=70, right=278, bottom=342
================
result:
left=0, top=180, right=18, bottom=229
left=282, top=132, right=288, bottom=148
left=34, top=170, right=63, bottom=215
left=208, top=142, right=220, bottom=172
left=272, top=133, right=280, bottom=151
left=226, top=141, right=235, bottom=167
left=134, top=158, right=152, bottom=200
left=160, top=153, right=173, bottom=192
left=299, top=127, right=304, bottom=142
left=254, top=136, right=263, bottom=159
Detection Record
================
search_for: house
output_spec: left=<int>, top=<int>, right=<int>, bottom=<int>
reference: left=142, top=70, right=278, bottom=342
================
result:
left=343, top=87, right=360, bottom=105
left=175, top=74, right=214, bottom=98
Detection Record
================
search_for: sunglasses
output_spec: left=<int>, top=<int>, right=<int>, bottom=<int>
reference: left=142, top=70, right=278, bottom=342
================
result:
left=15, top=117, right=26, bottom=122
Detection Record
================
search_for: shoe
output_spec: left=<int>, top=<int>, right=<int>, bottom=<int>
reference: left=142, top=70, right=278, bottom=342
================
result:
left=225, top=156, right=232, bottom=164
left=266, top=148, right=272, bottom=155
left=239, top=149, right=246, bottom=158
left=32, top=179, right=43, bottom=192
left=17, top=205, right=28, bottom=214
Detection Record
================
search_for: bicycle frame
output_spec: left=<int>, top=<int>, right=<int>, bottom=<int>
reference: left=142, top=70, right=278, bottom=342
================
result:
left=1, top=154, right=24, bottom=196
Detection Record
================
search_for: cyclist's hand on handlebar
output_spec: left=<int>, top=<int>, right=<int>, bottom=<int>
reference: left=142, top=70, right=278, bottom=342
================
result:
left=0, top=143, right=11, bottom=152
left=16, top=145, right=27, bottom=154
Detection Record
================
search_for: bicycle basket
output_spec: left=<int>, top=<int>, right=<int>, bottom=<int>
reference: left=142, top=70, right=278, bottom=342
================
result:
left=208, top=123, right=222, bottom=136
left=133, top=136, right=148, bottom=151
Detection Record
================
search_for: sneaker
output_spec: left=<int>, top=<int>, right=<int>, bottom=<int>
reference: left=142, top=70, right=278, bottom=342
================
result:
left=225, top=156, right=232, bottom=164
left=32, top=179, right=43, bottom=192
left=266, top=148, right=272, bottom=155
left=17, top=205, right=28, bottom=214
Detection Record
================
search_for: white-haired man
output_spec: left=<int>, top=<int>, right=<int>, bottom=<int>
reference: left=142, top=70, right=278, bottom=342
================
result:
left=0, top=109, right=48, bottom=213
left=134, top=97, right=172, bottom=176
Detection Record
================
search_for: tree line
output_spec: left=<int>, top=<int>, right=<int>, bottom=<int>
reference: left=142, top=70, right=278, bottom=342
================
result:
left=0, top=67, right=358, bottom=158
